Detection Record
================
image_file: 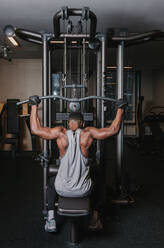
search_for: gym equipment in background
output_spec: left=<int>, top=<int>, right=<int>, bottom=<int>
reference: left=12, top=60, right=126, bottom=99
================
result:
left=0, top=99, right=20, bottom=159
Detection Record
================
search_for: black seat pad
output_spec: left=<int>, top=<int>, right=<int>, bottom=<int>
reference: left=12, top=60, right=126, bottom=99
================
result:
left=58, top=196, right=90, bottom=216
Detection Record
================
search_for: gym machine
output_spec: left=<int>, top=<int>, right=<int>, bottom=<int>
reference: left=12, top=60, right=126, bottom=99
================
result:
left=4, top=5, right=164, bottom=244
left=4, top=7, right=110, bottom=244
left=0, top=99, right=20, bottom=159
left=140, top=106, right=164, bottom=157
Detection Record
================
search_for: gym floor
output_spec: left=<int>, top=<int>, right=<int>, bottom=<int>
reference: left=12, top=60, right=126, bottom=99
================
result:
left=0, top=141, right=164, bottom=248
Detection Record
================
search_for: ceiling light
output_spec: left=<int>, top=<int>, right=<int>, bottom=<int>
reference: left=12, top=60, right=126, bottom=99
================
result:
left=3, top=25, right=20, bottom=47
left=8, top=37, right=19, bottom=47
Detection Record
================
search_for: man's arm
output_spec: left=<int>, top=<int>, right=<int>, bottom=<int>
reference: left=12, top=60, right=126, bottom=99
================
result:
left=85, top=108, right=124, bottom=140
left=30, top=105, right=63, bottom=140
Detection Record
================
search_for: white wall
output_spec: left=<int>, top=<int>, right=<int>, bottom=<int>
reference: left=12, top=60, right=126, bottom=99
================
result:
left=0, top=59, right=42, bottom=150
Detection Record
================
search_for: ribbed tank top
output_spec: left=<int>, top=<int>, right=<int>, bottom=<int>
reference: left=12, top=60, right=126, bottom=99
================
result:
left=55, top=129, right=92, bottom=197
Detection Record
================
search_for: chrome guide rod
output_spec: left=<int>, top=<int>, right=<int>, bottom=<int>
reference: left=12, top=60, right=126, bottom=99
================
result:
left=116, top=41, right=124, bottom=191
left=101, top=35, right=106, bottom=128
left=48, top=47, right=52, bottom=156
left=82, top=38, right=86, bottom=111
left=64, top=37, right=67, bottom=110
left=42, top=34, right=49, bottom=215
left=96, top=48, right=102, bottom=153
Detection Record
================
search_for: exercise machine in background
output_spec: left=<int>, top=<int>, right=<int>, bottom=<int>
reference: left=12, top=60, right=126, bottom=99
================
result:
left=0, top=99, right=20, bottom=159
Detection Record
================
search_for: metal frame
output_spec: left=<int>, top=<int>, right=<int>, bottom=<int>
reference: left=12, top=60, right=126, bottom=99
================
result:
left=5, top=8, right=164, bottom=212
left=42, top=33, right=50, bottom=215
left=53, top=8, right=97, bottom=39
left=116, top=41, right=124, bottom=193
left=101, top=35, right=106, bottom=128
left=9, top=7, right=97, bottom=215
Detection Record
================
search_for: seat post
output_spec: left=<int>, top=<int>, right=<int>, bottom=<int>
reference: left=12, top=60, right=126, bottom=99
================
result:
left=70, top=217, right=79, bottom=245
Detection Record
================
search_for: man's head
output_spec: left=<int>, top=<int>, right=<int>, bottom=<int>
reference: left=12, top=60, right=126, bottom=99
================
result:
left=68, top=112, right=84, bottom=131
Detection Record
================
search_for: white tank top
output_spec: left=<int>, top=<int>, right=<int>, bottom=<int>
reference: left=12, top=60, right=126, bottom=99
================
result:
left=55, top=129, right=92, bottom=197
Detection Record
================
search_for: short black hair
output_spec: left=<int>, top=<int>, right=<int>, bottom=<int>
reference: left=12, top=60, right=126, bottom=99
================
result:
left=68, top=112, right=83, bottom=121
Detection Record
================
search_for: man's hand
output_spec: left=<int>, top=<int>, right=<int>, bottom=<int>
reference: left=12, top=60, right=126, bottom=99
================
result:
left=29, top=95, right=41, bottom=106
left=116, top=98, right=128, bottom=109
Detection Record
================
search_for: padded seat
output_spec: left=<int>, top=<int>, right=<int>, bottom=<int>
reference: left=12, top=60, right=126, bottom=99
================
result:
left=58, top=196, right=90, bottom=216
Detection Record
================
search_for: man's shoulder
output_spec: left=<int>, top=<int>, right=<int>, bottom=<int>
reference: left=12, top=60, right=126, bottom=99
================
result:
left=83, top=126, right=95, bottom=132
left=54, top=126, right=67, bottom=135
left=81, top=127, right=93, bottom=135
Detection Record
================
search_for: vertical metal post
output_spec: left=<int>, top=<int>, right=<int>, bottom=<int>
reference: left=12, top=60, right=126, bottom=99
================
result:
left=116, top=41, right=124, bottom=192
left=63, top=38, right=67, bottom=110
left=96, top=49, right=102, bottom=153
left=48, top=47, right=52, bottom=157
left=42, top=33, right=49, bottom=215
left=101, top=35, right=106, bottom=128
left=82, top=38, right=86, bottom=111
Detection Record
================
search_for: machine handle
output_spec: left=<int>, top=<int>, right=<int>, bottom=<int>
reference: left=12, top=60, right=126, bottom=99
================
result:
left=16, top=95, right=117, bottom=106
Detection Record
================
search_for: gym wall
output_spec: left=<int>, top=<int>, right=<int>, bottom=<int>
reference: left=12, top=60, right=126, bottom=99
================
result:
left=152, top=70, right=164, bottom=106
left=152, top=69, right=164, bottom=131
left=141, top=70, right=154, bottom=116
left=0, top=59, right=42, bottom=151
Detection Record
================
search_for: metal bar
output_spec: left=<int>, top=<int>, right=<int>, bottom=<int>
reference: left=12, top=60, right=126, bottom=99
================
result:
left=63, top=85, right=85, bottom=88
left=15, top=28, right=42, bottom=41
left=42, top=34, right=48, bottom=148
left=82, top=38, right=86, bottom=111
left=101, top=35, right=106, bottom=128
left=116, top=41, right=124, bottom=192
left=17, top=95, right=117, bottom=106
left=80, top=45, right=83, bottom=93
left=96, top=49, right=102, bottom=153
left=59, top=73, right=63, bottom=112
left=42, top=34, right=49, bottom=214
left=60, top=34, right=90, bottom=38
left=112, top=30, right=162, bottom=41
left=48, top=47, right=52, bottom=157
left=96, top=50, right=102, bottom=127
left=63, top=37, right=67, bottom=110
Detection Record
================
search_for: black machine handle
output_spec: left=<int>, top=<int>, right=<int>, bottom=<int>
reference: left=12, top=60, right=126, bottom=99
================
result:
left=53, top=7, right=97, bottom=39
left=16, top=95, right=117, bottom=106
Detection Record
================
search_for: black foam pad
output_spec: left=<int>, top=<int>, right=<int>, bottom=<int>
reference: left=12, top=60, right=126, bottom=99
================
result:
left=58, top=196, right=90, bottom=216
left=7, top=99, right=20, bottom=134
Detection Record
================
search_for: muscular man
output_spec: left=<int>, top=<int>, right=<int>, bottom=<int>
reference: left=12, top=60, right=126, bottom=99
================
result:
left=29, top=95, right=126, bottom=232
